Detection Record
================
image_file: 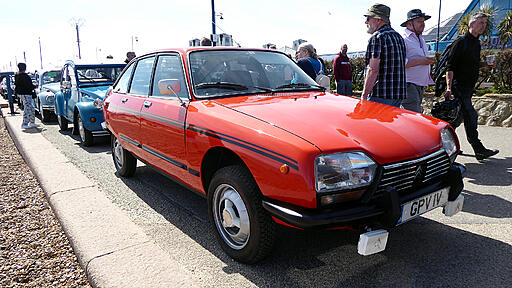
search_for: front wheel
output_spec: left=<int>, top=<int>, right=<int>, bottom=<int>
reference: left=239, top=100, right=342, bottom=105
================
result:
left=112, top=134, right=136, bottom=177
left=77, top=113, right=93, bottom=146
left=208, top=165, right=276, bottom=263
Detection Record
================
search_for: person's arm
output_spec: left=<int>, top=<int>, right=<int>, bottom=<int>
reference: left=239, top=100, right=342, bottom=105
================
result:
left=405, top=57, right=435, bottom=68
left=361, top=58, right=380, bottom=100
left=444, top=71, right=454, bottom=100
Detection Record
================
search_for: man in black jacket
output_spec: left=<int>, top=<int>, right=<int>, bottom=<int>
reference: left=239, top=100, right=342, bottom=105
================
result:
left=14, top=63, right=38, bottom=129
left=444, top=12, right=498, bottom=160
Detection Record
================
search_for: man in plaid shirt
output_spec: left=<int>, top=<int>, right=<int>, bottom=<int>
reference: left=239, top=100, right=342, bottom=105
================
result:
left=362, top=4, right=407, bottom=108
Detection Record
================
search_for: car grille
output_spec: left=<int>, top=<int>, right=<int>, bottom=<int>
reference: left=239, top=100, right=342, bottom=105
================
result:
left=372, top=149, right=451, bottom=198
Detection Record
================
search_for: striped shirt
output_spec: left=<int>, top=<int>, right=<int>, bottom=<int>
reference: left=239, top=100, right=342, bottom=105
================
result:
left=365, top=24, right=407, bottom=99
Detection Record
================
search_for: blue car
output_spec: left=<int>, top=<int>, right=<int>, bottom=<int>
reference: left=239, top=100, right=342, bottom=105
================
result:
left=34, top=70, right=62, bottom=122
left=54, top=60, right=125, bottom=146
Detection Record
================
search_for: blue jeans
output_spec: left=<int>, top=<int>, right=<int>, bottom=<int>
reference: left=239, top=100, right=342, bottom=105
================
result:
left=368, top=96, right=402, bottom=108
left=336, top=80, right=353, bottom=96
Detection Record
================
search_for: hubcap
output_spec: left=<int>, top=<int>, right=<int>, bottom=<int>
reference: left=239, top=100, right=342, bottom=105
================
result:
left=213, top=184, right=250, bottom=250
left=78, top=114, right=86, bottom=142
left=113, top=138, right=124, bottom=167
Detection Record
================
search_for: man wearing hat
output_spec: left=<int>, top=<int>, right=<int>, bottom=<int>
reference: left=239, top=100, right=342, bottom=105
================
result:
left=361, top=4, right=406, bottom=108
left=444, top=12, right=499, bottom=160
left=401, top=9, right=435, bottom=113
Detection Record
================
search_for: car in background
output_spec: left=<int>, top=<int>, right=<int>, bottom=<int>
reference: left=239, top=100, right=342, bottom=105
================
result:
left=103, top=47, right=465, bottom=263
left=54, top=61, right=125, bottom=146
left=34, top=70, right=62, bottom=122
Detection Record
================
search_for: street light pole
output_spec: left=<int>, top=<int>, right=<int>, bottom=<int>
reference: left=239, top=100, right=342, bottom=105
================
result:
left=436, top=0, right=442, bottom=52
left=211, top=0, right=216, bottom=46
left=76, top=23, right=81, bottom=59
left=39, top=37, right=43, bottom=70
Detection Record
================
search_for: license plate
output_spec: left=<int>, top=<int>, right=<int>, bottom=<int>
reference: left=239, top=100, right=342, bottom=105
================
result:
left=397, top=187, right=449, bottom=225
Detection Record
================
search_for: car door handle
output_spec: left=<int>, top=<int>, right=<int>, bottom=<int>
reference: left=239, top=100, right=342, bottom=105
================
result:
left=121, top=97, right=128, bottom=103
left=143, top=101, right=152, bottom=108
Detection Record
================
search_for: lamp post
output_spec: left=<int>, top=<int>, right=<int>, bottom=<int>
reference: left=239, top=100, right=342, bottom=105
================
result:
left=70, top=18, right=84, bottom=59
left=39, top=37, right=43, bottom=70
left=436, top=0, right=442, bottom=52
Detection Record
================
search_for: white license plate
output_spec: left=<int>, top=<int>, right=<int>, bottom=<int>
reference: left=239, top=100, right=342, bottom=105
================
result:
left=397, top=187, right=449, bottom=224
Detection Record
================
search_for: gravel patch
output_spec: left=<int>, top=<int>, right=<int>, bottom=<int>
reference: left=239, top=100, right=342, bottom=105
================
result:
left=0, top=116, right=90, bottom=287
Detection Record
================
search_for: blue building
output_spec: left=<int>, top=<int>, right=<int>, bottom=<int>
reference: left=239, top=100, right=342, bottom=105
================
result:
left=424, top=0, right=512, bottom=52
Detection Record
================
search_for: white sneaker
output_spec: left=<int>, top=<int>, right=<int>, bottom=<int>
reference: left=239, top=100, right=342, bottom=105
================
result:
left=28, top=123, right=40, bottom=128
left=21, top=124, right=30, bottom=129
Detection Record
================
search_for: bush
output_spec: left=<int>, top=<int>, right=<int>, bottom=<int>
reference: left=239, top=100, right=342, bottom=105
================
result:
left=490, top=49, right=512, bottom=93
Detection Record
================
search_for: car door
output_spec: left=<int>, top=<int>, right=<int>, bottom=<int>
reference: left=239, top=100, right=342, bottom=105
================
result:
left=60, top=65, right=72, bottom=117
left=139, top=53, right=189, bottom=180
left=107, top=59, right=146, bottom=155
left=66, top=65, right=79, bottom=121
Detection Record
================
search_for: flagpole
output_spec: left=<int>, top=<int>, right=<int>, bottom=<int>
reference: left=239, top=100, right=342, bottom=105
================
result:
left=436, top=0, right=442, bottom=52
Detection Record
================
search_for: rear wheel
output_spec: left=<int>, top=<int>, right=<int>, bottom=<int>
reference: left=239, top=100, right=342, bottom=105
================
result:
left=58, top=115, right=68, bottom=131
left=208, top=165, right=276, bottom=263
left=77, top=113, right=93, bottom=146
left=112, top=134, right=136, bottom=177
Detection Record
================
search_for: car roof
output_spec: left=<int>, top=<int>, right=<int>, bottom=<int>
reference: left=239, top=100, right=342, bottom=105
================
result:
left=138, top=46, right=283, bottom=57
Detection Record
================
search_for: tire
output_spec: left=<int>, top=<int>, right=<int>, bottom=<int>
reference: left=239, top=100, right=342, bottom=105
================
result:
left=58, top=115, right=68, bottom=131
left=208, top=165, right=276, bottom=263
left=112, top=134, right=136, bottom=177
left=41, top=110, right=51, bottom=123
left=77, top=113, right=94, bottom=146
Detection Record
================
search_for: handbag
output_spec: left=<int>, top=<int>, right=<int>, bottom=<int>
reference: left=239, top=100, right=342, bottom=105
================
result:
left=431, top=98, right=463, bottom=128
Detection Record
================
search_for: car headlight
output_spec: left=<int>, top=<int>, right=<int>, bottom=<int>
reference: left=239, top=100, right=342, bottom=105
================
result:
left=440, top=128, right=457, bottom=160
left=315, top=152, right=377, bottom=193
left=93, top=98, right=104, bottom=110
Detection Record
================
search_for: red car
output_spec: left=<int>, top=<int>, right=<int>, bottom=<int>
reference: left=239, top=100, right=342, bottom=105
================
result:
left=103, top=47, right=465, bottom=263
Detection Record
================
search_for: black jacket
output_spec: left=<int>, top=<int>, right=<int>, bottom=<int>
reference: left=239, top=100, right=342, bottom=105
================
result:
left=14, top=73, right=36, bottom=95
left=446, top=32, right=481, bottom=88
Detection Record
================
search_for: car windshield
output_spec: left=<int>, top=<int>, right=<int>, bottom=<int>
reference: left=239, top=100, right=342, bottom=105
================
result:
left=42, top=71, right=62, bottom=85
left=189, top=50, right=320, bottom=98
left=76, top=66, right=124, bottom=84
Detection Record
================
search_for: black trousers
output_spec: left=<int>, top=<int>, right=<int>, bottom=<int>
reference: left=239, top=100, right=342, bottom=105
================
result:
left=454, top=84, right=483, bottom=150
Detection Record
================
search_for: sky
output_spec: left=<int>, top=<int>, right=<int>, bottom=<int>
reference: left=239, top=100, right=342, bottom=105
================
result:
left=0, top=0, right=470, bottom=72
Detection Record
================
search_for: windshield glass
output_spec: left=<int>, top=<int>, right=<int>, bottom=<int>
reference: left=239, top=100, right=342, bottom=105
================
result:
left=189, top=50, right=319, bottom=98
left=76, top=66, right=124, bottom=84
left=42, top=71, right=62, bottom=85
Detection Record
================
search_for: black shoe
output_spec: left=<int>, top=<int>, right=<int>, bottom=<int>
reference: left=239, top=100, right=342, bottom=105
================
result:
left=475, top=149, right=499, bottom=160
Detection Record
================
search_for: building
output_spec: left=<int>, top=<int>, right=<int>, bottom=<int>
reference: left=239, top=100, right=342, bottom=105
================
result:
left=425, top=0, right=512, bottom=52
left=292, top=39, right=308, bottom=51
left=189, top=38, right=201, bottom=47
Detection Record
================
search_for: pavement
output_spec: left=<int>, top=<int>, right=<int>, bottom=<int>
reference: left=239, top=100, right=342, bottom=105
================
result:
left=0, top=99, right=199, bottom=287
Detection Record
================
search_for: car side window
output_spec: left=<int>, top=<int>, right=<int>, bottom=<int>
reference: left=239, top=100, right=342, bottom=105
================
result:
left=151, top=54, right=189, bottom=99
left=114, top=63, right=134, bottom=94
left=129, top=56, right=155, bottom=96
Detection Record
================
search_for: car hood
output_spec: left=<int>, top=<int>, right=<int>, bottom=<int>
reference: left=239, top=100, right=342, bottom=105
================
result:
left=213, top=92, right=448, bottom=164
left=41, top=82, right=60, bottom=93
left=79, top=85, right=111, bottom=99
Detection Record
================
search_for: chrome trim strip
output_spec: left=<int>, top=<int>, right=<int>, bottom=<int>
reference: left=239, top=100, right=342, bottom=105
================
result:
left=383, top=149, right=445, bottom=170
left=263, top=201, right=303, bottom=218
left=380, top=175, right=416, bottom=186
left=92, top=131, right=110, bottom=136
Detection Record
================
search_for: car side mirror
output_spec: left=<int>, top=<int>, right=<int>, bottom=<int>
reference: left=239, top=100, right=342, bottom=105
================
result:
left=158, top=79, right=181, bottom=96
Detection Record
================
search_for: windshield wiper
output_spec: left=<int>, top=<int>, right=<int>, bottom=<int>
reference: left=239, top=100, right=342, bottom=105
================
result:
left=275, top=83, right=325, bottom=91
left=196, top=82, right=274, bottom=93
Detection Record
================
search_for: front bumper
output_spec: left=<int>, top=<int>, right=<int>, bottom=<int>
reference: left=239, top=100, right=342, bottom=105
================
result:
left=263, top=163, right=465, bottom=229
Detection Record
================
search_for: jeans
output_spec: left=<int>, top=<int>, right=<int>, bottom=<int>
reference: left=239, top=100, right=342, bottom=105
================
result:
left=367, top=96, right=402, bottom=108
left=336, top=80, right=353, bottom=96
left=21, top=94, right=35, bottom=126
left=402, top=83, right=424, bottom=113
left=454, top=85, right=482, bottom=149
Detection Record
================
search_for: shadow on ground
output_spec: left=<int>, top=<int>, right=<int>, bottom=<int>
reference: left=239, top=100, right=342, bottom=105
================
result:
left=119, top=165, right=512, bottom=288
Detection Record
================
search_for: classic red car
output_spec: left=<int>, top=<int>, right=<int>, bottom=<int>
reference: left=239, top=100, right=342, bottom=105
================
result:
left=103, top=47, right=465, bottom=263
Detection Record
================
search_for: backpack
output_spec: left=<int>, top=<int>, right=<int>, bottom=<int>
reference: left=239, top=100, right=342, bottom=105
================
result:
left=433, top=36, right=468, bottom=98
left=308, top=58, right=331, bottom=90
